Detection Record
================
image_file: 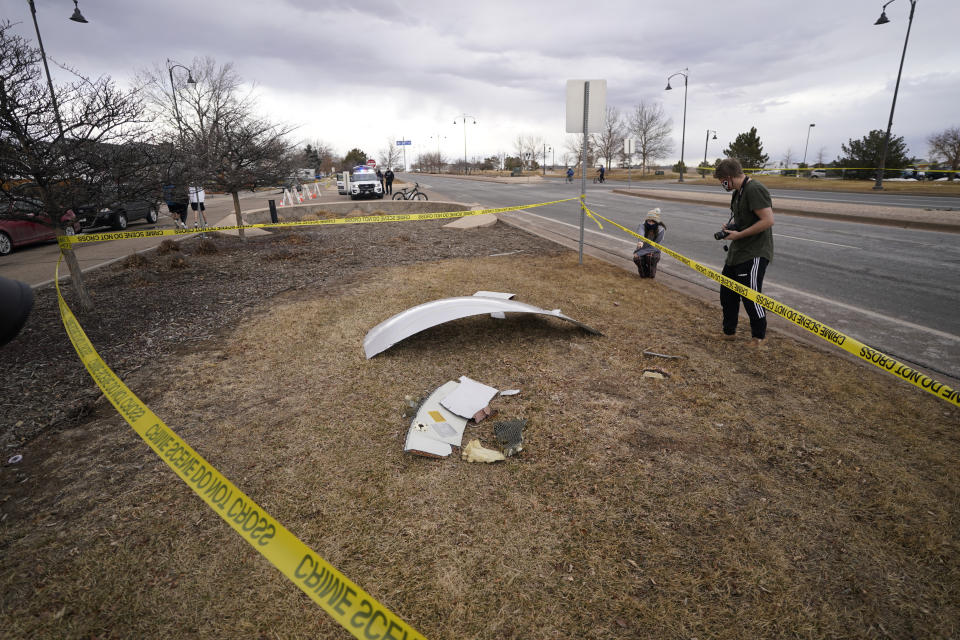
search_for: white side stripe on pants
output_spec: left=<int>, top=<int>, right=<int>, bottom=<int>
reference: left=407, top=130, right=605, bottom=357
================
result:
left=750, top=257, right=765, bottom=318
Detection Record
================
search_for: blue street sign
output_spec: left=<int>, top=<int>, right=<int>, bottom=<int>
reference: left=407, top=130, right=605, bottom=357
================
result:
left=395, top=140, right=412, bottom=146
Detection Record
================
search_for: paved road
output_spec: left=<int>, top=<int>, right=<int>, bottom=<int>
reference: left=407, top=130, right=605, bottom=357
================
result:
left=584, top=178, right=960, bottom=210
left=0, top=190, right=276, bottom=287
left=409, top=173, right=960, bottom=381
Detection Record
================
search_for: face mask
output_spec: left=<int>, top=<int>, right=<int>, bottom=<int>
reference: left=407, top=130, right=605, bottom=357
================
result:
left=721, top=179, right=732, bottom=192
left=645, top=220, right=658, bottom=228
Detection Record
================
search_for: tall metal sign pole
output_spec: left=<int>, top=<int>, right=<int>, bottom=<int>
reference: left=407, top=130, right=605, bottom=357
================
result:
left=624, top=138, right=635, bottom=190
left=566, top=79, right=606, bottom=265
left=579, top=82, right=590, bottom=265
left=396, top=139, right=412, bottom=171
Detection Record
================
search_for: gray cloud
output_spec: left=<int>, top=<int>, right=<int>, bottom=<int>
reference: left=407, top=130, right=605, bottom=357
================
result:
left=1, top=0, right=955, bottom=163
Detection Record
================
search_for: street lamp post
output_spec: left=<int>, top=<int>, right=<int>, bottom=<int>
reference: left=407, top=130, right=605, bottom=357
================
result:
left=665, top=68, right=689, bottom=182
left=452, top=114, right=476, bottom=175
left=166, top=59, right=196, bottom=139
left=27, top=0, right=88, bottom=139
left=542, top=144, right=552, bottom=176
left=703, top=129, right=717, bottom=176
left=801, top=123, right=816, bottom=178
left=872, top=0, right=917, bottom=191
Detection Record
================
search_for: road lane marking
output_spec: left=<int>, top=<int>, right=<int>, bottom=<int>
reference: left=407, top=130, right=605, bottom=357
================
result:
left=773, top=233, right=860, bottom=249
left=506, top=209, right=959, bottom=343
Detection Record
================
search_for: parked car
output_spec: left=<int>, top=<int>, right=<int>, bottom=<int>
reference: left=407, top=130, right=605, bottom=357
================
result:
left=75, top=198, right=160, bottom=231
left=809, top=170, right=826, bottom=179
left=0, top=201, right=81, bottom=256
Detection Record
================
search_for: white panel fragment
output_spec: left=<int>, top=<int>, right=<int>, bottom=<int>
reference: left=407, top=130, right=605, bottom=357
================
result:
left=474, top=291, right=515, bottom=319
left=364, top=296, right=602, bottom=359
left=440, top=376, right=499, bottom=419
left=404, top=381, right=469, bottom=458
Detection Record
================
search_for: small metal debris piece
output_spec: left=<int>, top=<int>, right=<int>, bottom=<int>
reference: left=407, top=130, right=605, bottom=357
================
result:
left=643, top=350, right=683, bottom=360
left=472, top=406, right=495, bottom=423
left=642, top=367, right=670, bottom=379
left=462, top=439, right=505, bottom=463
left=7, top=454, right=22, bottom=465
left=499, top=389, right=521, bottom=397
left=494, top=419, right=528, bottom=457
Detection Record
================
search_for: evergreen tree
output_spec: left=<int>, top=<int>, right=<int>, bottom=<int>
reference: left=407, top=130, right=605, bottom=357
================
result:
left=722, top=127, right=769, bottom=169
left=342, top=148, right=367, bottom=169
left=836, top=129, right=912, bottom=179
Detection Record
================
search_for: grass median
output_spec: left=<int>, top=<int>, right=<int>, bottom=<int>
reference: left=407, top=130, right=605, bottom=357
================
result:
left=1, top=219, right=957, bottom=639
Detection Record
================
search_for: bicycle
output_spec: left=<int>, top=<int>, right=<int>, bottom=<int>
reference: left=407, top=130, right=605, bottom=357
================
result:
left=392, top=182, right=428, bottom=200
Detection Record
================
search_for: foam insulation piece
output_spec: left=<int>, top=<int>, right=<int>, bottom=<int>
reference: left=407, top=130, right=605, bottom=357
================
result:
left=461, top=439, right=506, bottom=463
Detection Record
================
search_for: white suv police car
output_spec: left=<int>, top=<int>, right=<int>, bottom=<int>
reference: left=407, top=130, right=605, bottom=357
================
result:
left=348, top=167, right=383, bottom=200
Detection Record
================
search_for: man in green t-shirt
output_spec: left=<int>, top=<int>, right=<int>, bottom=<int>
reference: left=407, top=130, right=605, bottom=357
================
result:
left=714, top=158, right=774, bottom=346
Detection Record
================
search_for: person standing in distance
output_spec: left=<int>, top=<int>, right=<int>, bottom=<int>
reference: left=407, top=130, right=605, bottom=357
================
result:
left=384, top=167, right=395, bottom=195
left=188, top=185, right=206, bottom=228
left=714, top=158, right=774, bottom=346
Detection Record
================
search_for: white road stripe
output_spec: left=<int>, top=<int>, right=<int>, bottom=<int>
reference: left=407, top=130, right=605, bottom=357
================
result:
left=773, top=233, right=860, bottom=249
left=507, top=209, right=960, bottom=343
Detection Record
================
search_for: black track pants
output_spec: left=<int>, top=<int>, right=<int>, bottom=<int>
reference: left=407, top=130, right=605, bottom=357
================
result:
left=721, top=257, right=769, bottom=339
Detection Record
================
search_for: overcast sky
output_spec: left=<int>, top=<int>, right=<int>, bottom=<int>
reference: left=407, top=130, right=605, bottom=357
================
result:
left=3, top=0, right=957, bottom=168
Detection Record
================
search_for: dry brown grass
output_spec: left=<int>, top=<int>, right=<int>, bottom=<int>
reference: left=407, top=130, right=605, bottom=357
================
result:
left=2, top=249, right=958, bottom=638
left=155, top=239, right=181, bottom=255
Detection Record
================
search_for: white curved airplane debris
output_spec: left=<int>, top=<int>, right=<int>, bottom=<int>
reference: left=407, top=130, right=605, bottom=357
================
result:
left=363, top=293, right=601, bottom=359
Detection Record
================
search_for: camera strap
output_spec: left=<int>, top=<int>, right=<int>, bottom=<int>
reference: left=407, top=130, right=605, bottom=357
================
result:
left=730, top=176, right=749, bottom=212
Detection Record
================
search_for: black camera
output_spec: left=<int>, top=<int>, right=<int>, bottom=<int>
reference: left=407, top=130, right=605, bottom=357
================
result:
left=714, top=223, right=738, bottom=240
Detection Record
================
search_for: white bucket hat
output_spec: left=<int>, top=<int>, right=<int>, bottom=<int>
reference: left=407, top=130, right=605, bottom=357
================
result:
left=645, top=208, right=662, bottom=223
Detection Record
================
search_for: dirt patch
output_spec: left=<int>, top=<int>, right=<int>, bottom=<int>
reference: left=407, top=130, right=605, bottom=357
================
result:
left=1, top=216, right=958, bottom=639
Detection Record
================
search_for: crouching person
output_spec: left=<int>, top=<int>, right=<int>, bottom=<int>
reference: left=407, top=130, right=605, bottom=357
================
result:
left=633, top=208, right=665, bottom=278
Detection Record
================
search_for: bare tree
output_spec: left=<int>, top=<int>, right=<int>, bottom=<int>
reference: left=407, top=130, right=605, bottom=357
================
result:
left=378, top=137, right=402, bottom=170
left=815, top=146, right=828, bottom=167
left=513, top=135, right=529, bottom=169
left=629, top=100, right=673, bottom=175
left=302, top=139, right=335, bottom=174
left=0, top=22, right=155, bottom=310
left=781, top=147, right=795, bottom=174
left=414, top=151, right=445, bottom=173
left=591, top=105, right=625, bottom=169
left=928, top=126, right=960, bottom=178
left=140, top=57, right=295, bottom=239
left=564, top=133, right=595, bottom=168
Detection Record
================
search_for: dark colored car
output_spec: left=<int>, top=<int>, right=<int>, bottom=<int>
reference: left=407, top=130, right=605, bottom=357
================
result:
left=75, top=199, right=160, bottom=231
left=0, top=201, right=81, bottom=256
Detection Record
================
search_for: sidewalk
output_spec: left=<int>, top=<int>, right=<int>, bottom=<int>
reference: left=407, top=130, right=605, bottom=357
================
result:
left=612, top=187, right=960, bottom=233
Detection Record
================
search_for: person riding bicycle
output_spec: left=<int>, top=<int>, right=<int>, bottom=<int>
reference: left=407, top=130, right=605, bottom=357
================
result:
left=566, top=167, right=574, bottom=182
left=597, top=165, right=605, bottom=183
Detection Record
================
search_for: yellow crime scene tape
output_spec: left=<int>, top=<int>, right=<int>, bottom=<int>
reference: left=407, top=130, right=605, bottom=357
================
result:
left=53, top=257, right=428, bottom=639
left=581, top=207, right=960, bottom=408
left=49, top=190, right=956, bottom=635
left=57, top=198, right=576, bottom=248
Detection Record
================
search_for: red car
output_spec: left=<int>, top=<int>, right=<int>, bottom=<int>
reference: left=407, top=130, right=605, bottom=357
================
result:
left=0, top=203, right=81, bottom=256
